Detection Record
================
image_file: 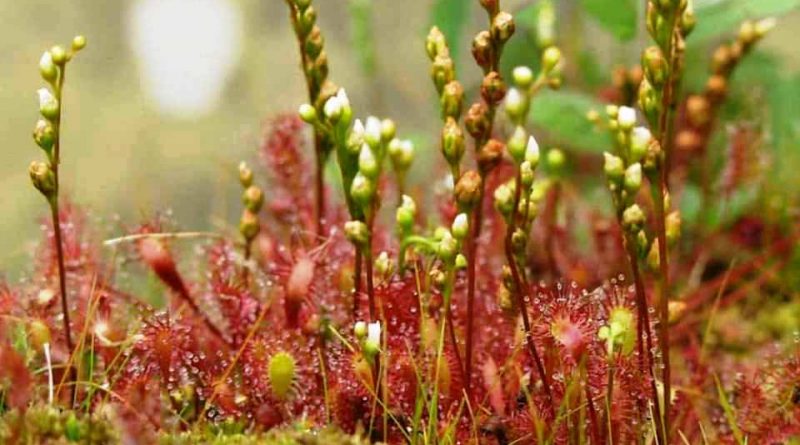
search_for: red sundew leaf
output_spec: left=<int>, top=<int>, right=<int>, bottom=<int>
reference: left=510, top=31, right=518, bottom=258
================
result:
left=0, top=344, right=33, bottom=409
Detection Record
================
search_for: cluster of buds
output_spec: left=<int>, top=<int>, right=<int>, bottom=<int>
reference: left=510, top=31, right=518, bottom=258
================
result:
left=601, top=106, right=680, bottom=264
left=30, top=36, right=87, bottom=202
left=639, top=0, right=695, bottom=128
left=676, top=18, right=776, bottom=154
left=286, top=0, right=333, bottom=111
left=237, top=162, right=264, bottom=251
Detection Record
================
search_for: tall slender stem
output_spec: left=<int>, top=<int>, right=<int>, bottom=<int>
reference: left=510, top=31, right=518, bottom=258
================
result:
left=464, top=183, right=484, bottom=399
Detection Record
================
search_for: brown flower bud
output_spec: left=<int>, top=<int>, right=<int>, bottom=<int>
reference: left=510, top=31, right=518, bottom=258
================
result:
left=711, top=45, right=732, bottom=75
left=29, top=161, right=56, bottom=199
left=441, top=117, right=465, bottom=166
left=479, top=0, right=499, bottom=15
left=304, top=26, right=324, bottom=60
left=705, top=75, right=727, bottom=103
left=686, top=95, right=711, bottom=128
left=480, top=71, right=506, bottom=105
left=238, top=162, right=253, bottom=187
left=491, top=11, right=515, bottom=44
left=478, top=139, right=504, bottom=174
left=454, top=170, right=483, bottom=210
left=240, top=209, right=260, bottom=241
left=465, top=102, right=490, bottom=140
left=440, top=81, right=464, bottom=120
left=642, top=46, right=668, bottom=88
left=426, top=26, right=447, bottom=61
left=471, top=31, right=493, bottom=69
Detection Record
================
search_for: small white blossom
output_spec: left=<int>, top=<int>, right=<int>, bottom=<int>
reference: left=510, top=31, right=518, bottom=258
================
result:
left=617, top=106, right=637, bottom=129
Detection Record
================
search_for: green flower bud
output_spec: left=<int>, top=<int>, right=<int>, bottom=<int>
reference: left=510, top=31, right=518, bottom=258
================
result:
left=603, top=152, right=624, bottom=183
left=511, top=228, right=527, bottom=253
left=441, top=117, right=465, bottom=166
left=238, top=161, right=253, bottom=187
left=507, top=126, right=528, bottom=163
left=426, top=26, right=447, bottom=61
left=605, top=104, right=619, bottom=119
left=345, top=220, right=369, bottom=246
left=491, top=11, right=515, bottom=44
left=525, top=135, right=540, bottom=168
left=630, top=127, right=652, bottom=163
left=541, top=46, right=562, bottom=74
left=681, top=1, right=696, bottom=36
left=642, top=46, right=668, bottom=88
left=297, top=6, right=317, bottom=38
left=536, top=0, right=556, bottom=48
left=431, top=54, right=455, bottom=95
left=494, top=183, right=514, bottom=216
left=354, top=320, right=367, bottom=340
left=364, top=116, right=382, bottom=149
left=622, top=204, right=646, bottom=232
left=242, top=185, right=264, bottom=212
left=363, top=321, right=381, bottom=359
left=638, top=79, right=660, bottom=125
left=298, top=103, right=318, bottom=124
left=33, top=119, right=55, bottom=154
left=520, top=161, right=534, bottom=188
left=39, top=51, right=57, bottom=83
left=304, top=26, right=324, bottom=60
left=753, top=17, right=776, bottom=40
left=504, top=88, right=528, bottom=123
left=293, top=0, right=312, bottom=11
left=512, top=66, right=534, bottom=89
left=451, top=213, right=469, bottom=240
left=37, top=88, right=59, bottom=121
left=71, top=35, right=87, bottom=52
left=381, top=118, right=396, bottom=142
left=455, top=253, right=468, bottom=269
left=436, top=230, right=458, bottom=263
left=388, top=138, right=414, bottom=172
left=546, top=148, right=566, bottom=174
left=624, top=163, right=642, bottom=193
left=396, top=195, right=416, bottom=233
left=50, top=45, right=67, bottom=65
left=441, top=81, right=464, bottom=119
left=29, top=161, right=56, bottom=199
left=358, top=144, right=379, bottom=179
left=666, top=211, right=681, bottom=244
left=375, top=251, right=393, bottom=278
left=350, top=173, right=375, bottom=207
left=239, top=209, right=260, bottom=241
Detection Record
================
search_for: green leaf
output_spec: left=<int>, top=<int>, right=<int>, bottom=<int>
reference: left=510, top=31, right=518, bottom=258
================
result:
left=580, top=0, right=638, bottom=41
left=429, top=0, right=470, bottom=66
left=691, top=0, right=800, bottom=42
left=529, top=89, right=610, bottom=153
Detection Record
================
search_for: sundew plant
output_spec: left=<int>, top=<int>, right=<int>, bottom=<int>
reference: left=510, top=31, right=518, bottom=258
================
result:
left=1, top=0, right=800, bottom=444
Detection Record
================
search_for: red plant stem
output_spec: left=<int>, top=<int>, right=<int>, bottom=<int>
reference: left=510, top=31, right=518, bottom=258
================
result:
left=505, top=170, right=555, bottom=417
left=623, top=237, right=664, bottom=445
left=50, top=67, right=77, bottom=406
left=353, top=248, right=363, bottom=319
left=464, top=181, right=485, bottom=399
left=545, top=183, right=561, bottom=277
left=583, top=363, right=602, bottom=445
left=366, top=212, right=376, bottom=320
left=314, top=137, right=325, bottom=237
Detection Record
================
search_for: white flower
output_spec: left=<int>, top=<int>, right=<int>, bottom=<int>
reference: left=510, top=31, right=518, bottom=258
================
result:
left=617, top=106, right=637, bottom=129
left=39, top=51, right=56, bottom=81
left=364, top=116, right=382, bottom=147
left=336, top=88, right=350, bottom=108
left=504, top=87, right=525, bottom=119
left=38, top=88, right=56, bottom=108
left=352, top=119, right=365, bottom=138
left=632, top=126, right=652, bottom=147
left=365, top=321, right=381, bottom=352
left=525, top=135, right=540, bottom=166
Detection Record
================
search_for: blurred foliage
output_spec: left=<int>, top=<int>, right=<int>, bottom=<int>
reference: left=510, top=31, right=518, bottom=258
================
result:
left=580, top=0, right=638, bottom=41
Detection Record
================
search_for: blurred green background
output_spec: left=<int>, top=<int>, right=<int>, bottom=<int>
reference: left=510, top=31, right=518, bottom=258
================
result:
left=2, top=0, right=798, bottom=276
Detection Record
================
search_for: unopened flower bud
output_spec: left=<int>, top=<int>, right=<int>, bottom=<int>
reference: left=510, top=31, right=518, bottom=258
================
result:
left=242, top=185, right=264, bottom=212
left=37, top=88, right=59, bottom=121
left=441, top=117, right=465, bottom=166
left=33, top=119, right=55, bottom=154
left=617, top=106, right=637, bottom=130
left=681, top=2, right=696, bottom=36
left=345, top=220, right=369, bottom=246
left=396, top=195, right=416, bottom=232
left=491, top=11, right=515, bottom=44
left=29, top=161, right=56, bottom=199
left=520, top=161, right=534, bottom=187
left=478, top=139, right=504, bottom=173
left=605, top=104, right=619, bottom=119
left=304, top=26, right=324, bottom=60
left=50, top=45, right=67, bottom=65
left=668, top=301, right=686, bottom=324
left=354, top=320, right=367, bottom=340
left=431, top=54, right=455, bottom=94
left=630, top=127, right=652, bottom=163
left=547, top=148, right=566, bottom=174
left=512, top=66, right=534, bottom=89
left=686, top=95, right=711, bottom=127
left=754, top=17, right=776, bottom=40
left=525, top=135, right=540, bottom=168
left=381, top=119, right=396, bottom=142
left=465, top=102, right=490, bottom=140
left=358, top=144, right=379, bottom=178
left=455, top=254, right=468, bottom=269
left=72, top=35, right=87, bottom=52
left=624, top=163, right=642, bottom=193
left=638, top=79, right=660, bottom=124
left=441, top=81, right=464, bottom=119
left=622, top=204, right=646, bottom=231
left=426, top=26, right=447, bottom=60
left=296, top=6, right=317, bottom=38
left=452, top=213, right=469, bottom=240
left=479, top=0, right=498, bottom=14
left=298, top=103, right=318, bottom=124
left=436, top=231, right=458, bottom=263
left=666, top=211, right=681, bottom=244
left=481, top=71, right=507, bottom=104
left=603, top=152, right=625, bottom=182
left=388, top=139, right=414, bottom=172
left=541, top=46, right=562, bottom=74
left=504, top=88, right=528, bottom=123
left=511, top=228, right=527, bottom=252
left=375, top=251, right=393, bottom=278
left=471, top=31, right=493, bottom=69
left=507, top=125, right=528, bottom=163
left=642, top=46, right=668, bottom=87
left=364, top=116, right=382, bottom=148
left=323, top=96, right=343, bottom=123
left=647, top=239, right=660, bottom=270
left=239, top=209, right=260, bottom=241
left=350, top=173, right=375, bottom=207
left=39, top=51, right=57, bottom=83
left=238, top=162, right=253, bottom=187
left=494, top=183, right=514, bottom=216
left=706, top=75, right=727, bottom=103
left=454, top=170, right=482, bottom=210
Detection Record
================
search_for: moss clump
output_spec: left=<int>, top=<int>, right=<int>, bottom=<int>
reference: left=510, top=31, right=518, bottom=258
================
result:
left=159, top=425, right=365, bottom=445
left=0, top=404, right=118, bottom=444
